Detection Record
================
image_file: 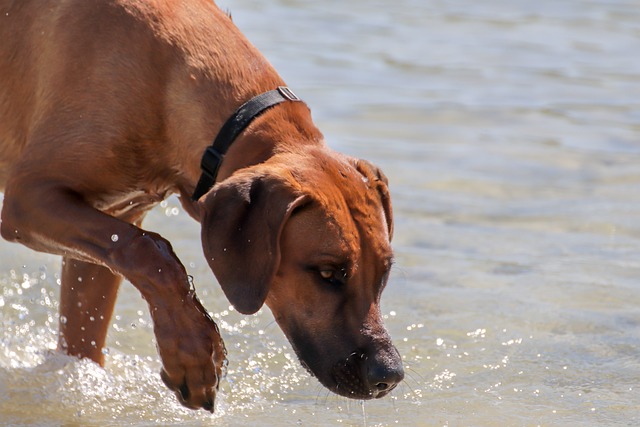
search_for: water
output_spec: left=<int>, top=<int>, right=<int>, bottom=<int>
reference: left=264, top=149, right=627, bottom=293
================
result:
left=1, top=0, right=639, bottom=425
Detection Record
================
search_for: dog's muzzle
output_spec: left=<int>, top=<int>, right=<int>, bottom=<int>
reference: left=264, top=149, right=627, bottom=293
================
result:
left=330, top=347, right=404, bottom=399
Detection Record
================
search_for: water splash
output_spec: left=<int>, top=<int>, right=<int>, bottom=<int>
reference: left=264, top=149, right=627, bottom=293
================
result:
left=0, top=269, right=317, bottom=424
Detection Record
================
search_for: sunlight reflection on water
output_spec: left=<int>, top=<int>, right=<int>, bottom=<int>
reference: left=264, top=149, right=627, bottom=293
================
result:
left=2, top=0, right=640, bottom=425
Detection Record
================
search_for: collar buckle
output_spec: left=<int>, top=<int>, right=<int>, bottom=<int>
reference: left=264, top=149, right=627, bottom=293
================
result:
left=200, top=146, right=224, bottom=179
left=277, top=86, right=301, bottom=102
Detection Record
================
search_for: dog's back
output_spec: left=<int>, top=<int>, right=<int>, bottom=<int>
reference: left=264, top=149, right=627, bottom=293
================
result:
left=0, top=0, right=269, bottom=190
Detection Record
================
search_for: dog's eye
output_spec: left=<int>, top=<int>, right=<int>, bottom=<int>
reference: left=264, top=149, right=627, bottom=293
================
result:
left=317, top=268, right=347, bottom=286
left=319, top=270, right=334, bottom=280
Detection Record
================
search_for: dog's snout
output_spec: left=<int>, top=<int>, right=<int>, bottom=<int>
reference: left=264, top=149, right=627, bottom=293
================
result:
left=366, top=355, right=404, bottom=397
left=330, top=345, right=404, bottom=399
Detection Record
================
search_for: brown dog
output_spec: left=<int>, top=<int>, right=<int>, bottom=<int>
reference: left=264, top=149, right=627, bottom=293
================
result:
left=0, top=0, right=403, bottom=412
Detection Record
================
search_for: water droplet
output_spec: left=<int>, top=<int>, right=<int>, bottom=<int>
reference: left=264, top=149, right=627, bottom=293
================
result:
left=60, top=315, right=67, bottom=324
left=111, top=234, right=119, bottom=242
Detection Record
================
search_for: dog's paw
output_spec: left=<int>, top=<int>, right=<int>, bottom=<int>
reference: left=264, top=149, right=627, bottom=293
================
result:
left=151, top=296, right=227, bottom=412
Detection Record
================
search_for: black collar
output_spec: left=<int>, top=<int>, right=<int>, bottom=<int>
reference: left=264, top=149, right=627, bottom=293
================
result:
left=192, top=86, right=302, bottom=200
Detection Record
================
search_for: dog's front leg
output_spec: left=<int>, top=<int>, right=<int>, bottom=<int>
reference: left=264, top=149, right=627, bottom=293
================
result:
left=1, top=186, right=225, bottom=411
left=111, top=229, right=226, bottom=412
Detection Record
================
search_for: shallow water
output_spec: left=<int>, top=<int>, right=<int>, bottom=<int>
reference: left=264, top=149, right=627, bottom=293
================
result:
left=2, top=0, right=640, bottom=425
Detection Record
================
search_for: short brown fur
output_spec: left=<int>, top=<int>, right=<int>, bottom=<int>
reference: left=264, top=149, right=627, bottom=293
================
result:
left=0, top=0, right=403, bottom=412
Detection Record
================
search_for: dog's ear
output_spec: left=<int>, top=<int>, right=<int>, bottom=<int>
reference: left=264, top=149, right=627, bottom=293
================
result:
left=353, top=159, right=394, bottom=240
left=200, top=171, right=308, bottom=314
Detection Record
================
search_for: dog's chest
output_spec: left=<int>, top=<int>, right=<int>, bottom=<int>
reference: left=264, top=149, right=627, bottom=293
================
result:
left=90, top=189, right=169, bottom=219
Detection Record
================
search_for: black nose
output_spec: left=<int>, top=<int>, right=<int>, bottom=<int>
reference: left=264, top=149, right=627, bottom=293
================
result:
left=366, top=351, right=404, bottom=397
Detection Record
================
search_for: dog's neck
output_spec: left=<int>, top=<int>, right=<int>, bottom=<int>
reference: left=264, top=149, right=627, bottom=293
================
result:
left=176, top=96, right=324, bottom=220
left=191, top=87, right=306, bottom=201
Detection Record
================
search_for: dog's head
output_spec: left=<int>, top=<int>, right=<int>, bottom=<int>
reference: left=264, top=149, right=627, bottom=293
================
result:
left=199, top=147, right=403, bottom=399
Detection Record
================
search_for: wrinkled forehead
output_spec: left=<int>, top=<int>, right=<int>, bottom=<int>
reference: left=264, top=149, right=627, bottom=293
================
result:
left=297, top=160, right=392, bottom=261
left=283, top=198, right=360, bottom=264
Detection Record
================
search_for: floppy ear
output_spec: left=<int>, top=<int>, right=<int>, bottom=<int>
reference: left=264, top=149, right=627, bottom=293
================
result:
left=353, top=159, right=394, bottom=240
left=200, top=171, right=307, bottom=314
